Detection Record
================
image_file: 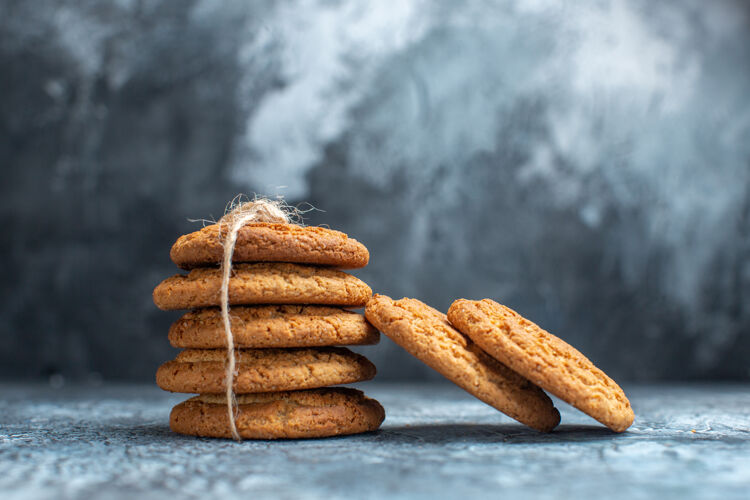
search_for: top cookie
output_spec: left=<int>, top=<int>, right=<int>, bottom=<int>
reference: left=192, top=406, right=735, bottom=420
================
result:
left=365, top=294, right=560, bottom=432
left=170, top=223, right=369, bottom=269
left=447, top=299, right=634, bottom=432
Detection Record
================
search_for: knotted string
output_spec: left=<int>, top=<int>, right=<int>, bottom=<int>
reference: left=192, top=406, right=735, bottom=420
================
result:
left=217, top=196, right=294, bottom=441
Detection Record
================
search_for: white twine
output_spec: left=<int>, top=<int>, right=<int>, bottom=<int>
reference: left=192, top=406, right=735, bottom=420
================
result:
left=218, top=196, right=293, bottom=441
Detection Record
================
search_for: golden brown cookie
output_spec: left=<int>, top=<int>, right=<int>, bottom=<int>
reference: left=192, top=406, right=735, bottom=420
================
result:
left=170, top=222, right=369, bottom=270
left=365, top=294, right=560, bottom=432
left=156, top=347, right=376, bottom=394
left=152, top=263, right=372, bottom=310
left=170, top=388, right=385, bottom=439
left=447, top=299, right=634, bottom=432
left=168, top=305, right=379, bottom=348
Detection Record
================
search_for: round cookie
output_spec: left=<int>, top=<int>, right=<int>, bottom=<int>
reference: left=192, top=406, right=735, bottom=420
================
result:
left=169, top=305, right=379, bottom=348
left=170, top=388, right=385, bottom=439
left=170, top=222, right=369, bottom=270
left=447, top=299, right=634, bottom=432
left=156, top=347, right=376, bottom=394
left=365, top=294, right=560, bottom=432
left=152, top=263, right=372, bottom=310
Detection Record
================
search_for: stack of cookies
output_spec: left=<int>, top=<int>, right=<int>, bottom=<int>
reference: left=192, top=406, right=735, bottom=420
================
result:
left=153, top=219, right=385, bottom=439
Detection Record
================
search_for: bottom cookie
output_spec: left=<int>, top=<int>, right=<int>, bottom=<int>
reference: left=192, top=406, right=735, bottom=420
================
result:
left=170, top=388, right=385, bottom=439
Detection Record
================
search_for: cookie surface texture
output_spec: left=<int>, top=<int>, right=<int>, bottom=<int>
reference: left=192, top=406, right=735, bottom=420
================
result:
left=447, top=298, right=634, bottom=432
left=152, top=263, right=372, bottom=310
left=170, top=388, right=385, bottom=439
left=156, top=347, right=376, bottom=394
left=365, top=294, right=560, bottom=432
left=170, top=223, right=369, bottom=270
left=168, top=305, right=379, bottom=348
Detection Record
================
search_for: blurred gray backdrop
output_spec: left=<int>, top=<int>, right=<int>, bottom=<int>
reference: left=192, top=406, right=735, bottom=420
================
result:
left=1, top=0, right=749, bottom=382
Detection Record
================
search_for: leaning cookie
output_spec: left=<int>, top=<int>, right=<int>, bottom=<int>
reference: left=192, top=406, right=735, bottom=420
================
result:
left=152, top=263, right=372, bottom=310
left=365, top=294, right=560, bottom=432
left=448, top=299, right=634, bottom=432
left=170, top=222, right=369, bottom=270
left=169, top=305, right=379, bottom=349
left=156, top=347, right=376, bottom=394
left=170, top=388, right=385, bottom=439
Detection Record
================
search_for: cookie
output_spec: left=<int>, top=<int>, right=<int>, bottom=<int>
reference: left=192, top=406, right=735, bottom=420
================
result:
left=170, top=222, right=369, bottom=270
left=156, top=347, right=376, bottom=394
left=447, top=299, right=634, bottom=432
left=168, top=305, right=379, bottom=349
left=152, top=263, right=372, bottom=310
left=365, top=294, right=560, bottom=432
left=170, top=388, right=385, bottom=439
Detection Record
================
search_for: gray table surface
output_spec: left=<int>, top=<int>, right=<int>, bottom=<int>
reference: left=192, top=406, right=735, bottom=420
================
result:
left=1, top=382, right=749, bottom=499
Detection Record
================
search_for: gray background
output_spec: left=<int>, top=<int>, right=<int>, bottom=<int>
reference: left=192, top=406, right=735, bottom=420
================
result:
left=1, top=0, right=749, bottom=382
